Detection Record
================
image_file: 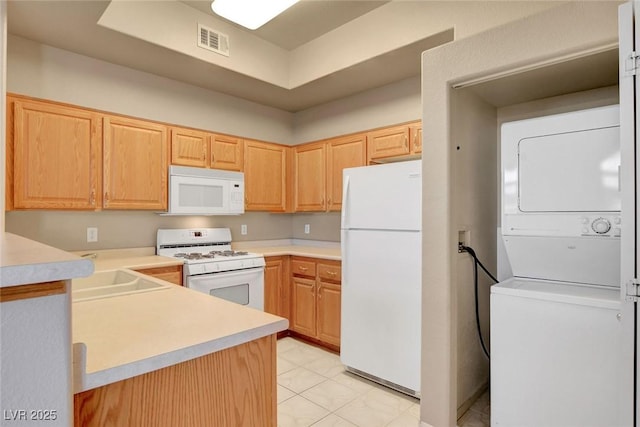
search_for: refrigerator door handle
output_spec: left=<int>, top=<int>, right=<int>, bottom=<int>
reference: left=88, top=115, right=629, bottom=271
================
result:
left=341, top=175, right=350, bottom=228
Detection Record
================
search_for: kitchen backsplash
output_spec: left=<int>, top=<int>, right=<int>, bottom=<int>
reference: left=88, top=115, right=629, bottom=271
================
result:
left=5, top=210, right=340, bottom=251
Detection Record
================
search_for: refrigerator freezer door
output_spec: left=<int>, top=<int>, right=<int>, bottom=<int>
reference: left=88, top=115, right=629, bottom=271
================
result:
left=340, top=228, right=421, bottom=393
left=342, top=160, right=421, bottom=231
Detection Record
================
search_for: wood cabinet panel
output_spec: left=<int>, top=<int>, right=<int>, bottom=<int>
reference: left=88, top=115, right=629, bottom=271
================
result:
left=291, top=276, right=317, bottom=337
left=211, top=134, right=243, bottom=171
left=317, top=282, right=341, bottom=346
left=294, top=142, right=326, bottom=211
left=134, top=265, right=183, bottom=286
left=367, top=125, right=410, bottom=162
left=264, top=256, right=290, bottom=320
left=74, top=335, right=276, bottom=427
left=290, top=257, right=341, bottom=349
left=291, top=259, right=316, bottom=278
left=170, top=127, right=208, bottom=167
left=103, top=116, right=168, bottom=210
left=410, top=122, right=422, bottom=154
left=12, top=99, right=102, bottom=209
left=326, top=134, right=366, bottom=211
left=244, top=139, right=288, bottom=212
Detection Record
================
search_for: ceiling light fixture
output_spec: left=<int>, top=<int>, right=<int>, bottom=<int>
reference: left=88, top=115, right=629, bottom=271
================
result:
left=211, top=0, right=300, bottom=30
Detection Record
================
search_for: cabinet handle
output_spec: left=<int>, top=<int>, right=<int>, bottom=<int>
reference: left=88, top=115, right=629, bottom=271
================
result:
left=404, top=135, right=408, bottom=149
left=318, top=285, right=322, bottom=298
left=326, top=271, right=337, bottom=276
left=90, top=189, right=96, bottom=206
left=211, top=152, right=215, bottom=162
left=203, top=151, right=206, bottom=160
left=321, top=197, right=324, bottom=207
left=298, top=266, right=308, bottom=271
left=104, top=192, right=109, bottom=207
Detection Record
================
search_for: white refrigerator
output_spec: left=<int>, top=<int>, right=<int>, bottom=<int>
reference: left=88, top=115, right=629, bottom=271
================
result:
left=340, top=160, right=422, bottom=397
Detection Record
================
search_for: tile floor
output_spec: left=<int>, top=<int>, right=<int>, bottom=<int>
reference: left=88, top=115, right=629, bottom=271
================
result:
left=276, top=337, right=490, bottom=427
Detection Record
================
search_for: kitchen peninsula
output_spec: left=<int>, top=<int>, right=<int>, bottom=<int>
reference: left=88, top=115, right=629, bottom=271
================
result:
left=72, top=264, right=287, bottom=426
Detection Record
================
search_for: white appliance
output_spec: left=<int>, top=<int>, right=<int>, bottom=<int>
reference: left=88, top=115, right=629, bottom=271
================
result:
left=156, top=228, right=265, bottom=310
left=492, top=106, right=622, bottom=427
left=164, top=166, right=244, bottom=215
left=340, top=160, right=421, bottom=397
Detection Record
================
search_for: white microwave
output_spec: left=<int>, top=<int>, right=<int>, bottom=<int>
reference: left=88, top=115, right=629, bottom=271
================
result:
left=164, top=166, right=244, bottom=215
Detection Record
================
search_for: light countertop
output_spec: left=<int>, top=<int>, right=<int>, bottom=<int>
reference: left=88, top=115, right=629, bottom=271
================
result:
left=1, top=233, right=94, bottom=287
left=71, top=247, right=183, bottom=272
left=73, top=276, right=287, bottom=392
left=234, top=239, right=341, bottom=261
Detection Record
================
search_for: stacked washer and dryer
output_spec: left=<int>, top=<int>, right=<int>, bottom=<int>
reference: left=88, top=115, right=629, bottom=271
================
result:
left=491, top=105, right=622, bottom=427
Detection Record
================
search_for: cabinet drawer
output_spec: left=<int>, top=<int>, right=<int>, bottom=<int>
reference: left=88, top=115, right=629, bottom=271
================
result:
left=318, top=263, right=341, bottom=282
left=134, top=265, right=183, bottom=286
left=291, top=259, right=316, bottom=277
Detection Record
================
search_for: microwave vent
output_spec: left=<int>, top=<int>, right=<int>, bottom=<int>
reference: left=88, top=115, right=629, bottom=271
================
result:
left=197, top=24, right=229, bottom=57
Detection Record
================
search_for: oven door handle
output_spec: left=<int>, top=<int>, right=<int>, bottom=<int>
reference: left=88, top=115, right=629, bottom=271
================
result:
left=189, top=266, right=264, bottom=279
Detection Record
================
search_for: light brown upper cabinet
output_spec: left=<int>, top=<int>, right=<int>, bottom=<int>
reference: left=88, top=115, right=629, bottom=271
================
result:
left=170, top=127, right=208, bottom=168
left=11, top=97, right=102, bottom=209
left=294, top=142, right=326, bottom=212
left=367, top=125, right=410, bottom=162
left=326, top=134, right=366, bottom=211
left=367, top=121, right=422, bottom=163
left=294, top=134, right=366, bottom=212
left=409, top=122, right=422, bottom=154
left=103, top=115, right=168, bottom=210
left=244, top=139, right=290, bottom=212
left=211, top=134, right=243, bottom=171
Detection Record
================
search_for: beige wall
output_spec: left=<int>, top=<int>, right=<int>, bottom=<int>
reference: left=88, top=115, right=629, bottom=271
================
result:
left=7, top=35, right=293, bottom=144
left=450, top=88, right=497, bottom=413
left=5, top=211, right=293, bottom=251
left=293, top=76, right=421, bottom=144
left=420, top=2, right=620, bottom=426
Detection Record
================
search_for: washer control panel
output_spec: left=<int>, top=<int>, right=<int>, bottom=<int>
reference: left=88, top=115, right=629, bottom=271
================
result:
left=581, top=216, right=620, bottom=237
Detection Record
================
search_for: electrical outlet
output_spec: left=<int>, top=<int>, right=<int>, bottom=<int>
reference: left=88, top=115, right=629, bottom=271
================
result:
left=241, top=224, right=247, bottom=235
left=87, top=227, right=98, bottom=243
left=458, top=230, right=470, bottom=252
left=304, top=224, right=310, bottom=234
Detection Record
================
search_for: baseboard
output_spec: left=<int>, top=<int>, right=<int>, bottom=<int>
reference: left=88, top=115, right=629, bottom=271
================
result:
left=456, top=382, right=489, bottom=420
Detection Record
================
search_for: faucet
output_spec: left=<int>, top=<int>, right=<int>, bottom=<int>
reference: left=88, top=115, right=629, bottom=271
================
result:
left=81, top=253, right=98, bottom=259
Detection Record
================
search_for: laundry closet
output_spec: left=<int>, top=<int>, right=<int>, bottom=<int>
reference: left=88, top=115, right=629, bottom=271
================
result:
left=419, top=2, right=628, bottom=426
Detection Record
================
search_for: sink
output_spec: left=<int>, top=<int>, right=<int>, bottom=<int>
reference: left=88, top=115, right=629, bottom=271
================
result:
left=72, top=269, right=171, bottom=302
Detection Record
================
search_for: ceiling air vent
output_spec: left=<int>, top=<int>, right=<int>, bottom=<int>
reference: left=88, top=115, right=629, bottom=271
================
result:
left=197, top=24, right=229, bottom=57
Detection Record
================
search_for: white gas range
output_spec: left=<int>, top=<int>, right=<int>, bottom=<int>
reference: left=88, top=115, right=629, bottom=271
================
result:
left=156, top=228, right=265, bottom=310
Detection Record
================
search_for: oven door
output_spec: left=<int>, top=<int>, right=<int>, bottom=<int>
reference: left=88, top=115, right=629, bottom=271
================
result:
left=186, top=267, right=264, bottom=311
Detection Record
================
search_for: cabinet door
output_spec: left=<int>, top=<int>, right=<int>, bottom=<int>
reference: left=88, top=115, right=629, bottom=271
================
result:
left=317, top=281, right=341, bottom=347
left=291, top=276, right=317, bottom=337
left=326, top=134, right=366, bottom=211
left=367, top=125, right=410, bottom=162
left=265, top=256, right=290, bottom=320
left=244, top=139, right=288, bottom=212
left=211, top=134, right=243, bottom=171
left=103, top=116, right=168, bottom=210
left=134, top=265, right=183, bottom=286
left=409, top=122, right=422, bottom=154
left=13, top=99, right=101, bottom=209
left=171, top=127, right=208, bottom=168
left=294, top=142, right=326, bottom=212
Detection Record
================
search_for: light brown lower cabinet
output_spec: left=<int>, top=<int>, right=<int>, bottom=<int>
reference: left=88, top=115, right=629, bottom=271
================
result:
left=290, top=257, right=341, bottom=349
left=74, top=335, right=276, bottom=427
left=133, top=265, right=183, bottom=286
left=264, top=256, right=290, bottom=320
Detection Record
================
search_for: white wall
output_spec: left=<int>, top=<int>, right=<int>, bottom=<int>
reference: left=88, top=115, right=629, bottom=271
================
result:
left=1, top=293, right=72, bottom=426
left=0, top=1, right=5, bottom=230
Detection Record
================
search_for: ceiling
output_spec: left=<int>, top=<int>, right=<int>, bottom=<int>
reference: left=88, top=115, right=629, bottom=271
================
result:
left=7, top=0, right=438, bottom=112
left=181, top=1, right=388, bottom=50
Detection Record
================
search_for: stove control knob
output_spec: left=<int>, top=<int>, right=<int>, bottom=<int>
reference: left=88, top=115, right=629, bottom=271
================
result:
left=592, top=218, right=611, bottom=234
